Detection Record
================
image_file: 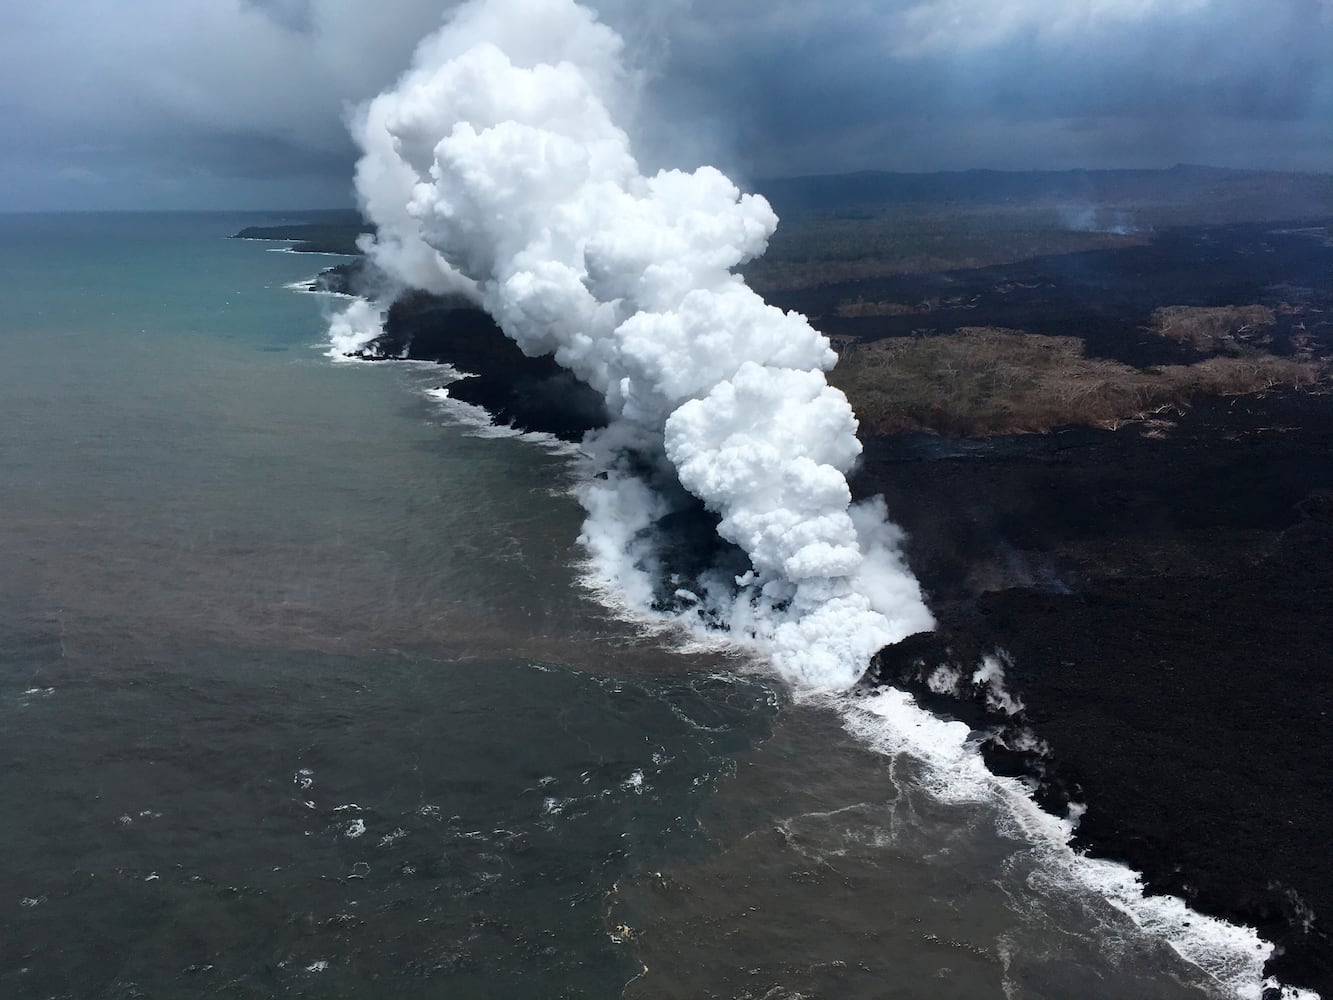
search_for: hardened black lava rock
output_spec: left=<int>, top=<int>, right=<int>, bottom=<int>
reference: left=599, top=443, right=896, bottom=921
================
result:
left=343, top=220, right=1333, bottom=993
left=355, top=291, right=608, bottom=442
left=852, top=386, right=1333, bottom=996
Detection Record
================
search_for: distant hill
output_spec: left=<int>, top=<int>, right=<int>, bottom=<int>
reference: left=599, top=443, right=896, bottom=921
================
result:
left=754, top=165, right=1333, bottom=220
left=232, top=210, right=370, bottom=255
left=740, top=165, right=1333, bottom=292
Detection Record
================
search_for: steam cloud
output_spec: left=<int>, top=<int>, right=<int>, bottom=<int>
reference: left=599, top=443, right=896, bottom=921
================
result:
left=331, top=0, right=933, bottom=688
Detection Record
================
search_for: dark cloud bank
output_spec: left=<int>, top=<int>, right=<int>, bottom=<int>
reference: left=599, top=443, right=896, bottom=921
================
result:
left=0, top=0, right=1328, bottom=210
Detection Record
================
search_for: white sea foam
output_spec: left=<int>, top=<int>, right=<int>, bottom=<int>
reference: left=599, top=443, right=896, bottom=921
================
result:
left=1266, top=979, right=1322, bottom=1000
left=838, top=686, right=1292, bottom=1000
left=285, top=276, right=356, bottom=300
left=422, top=385, right=580, bottom=453
left=265, top=246, right=358, bottom=257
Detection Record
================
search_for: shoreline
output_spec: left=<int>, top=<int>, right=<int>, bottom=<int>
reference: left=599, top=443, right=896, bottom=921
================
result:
left=286, top=215, right=1330, bottom=996
left=854, top=391, right=1333, bottom=996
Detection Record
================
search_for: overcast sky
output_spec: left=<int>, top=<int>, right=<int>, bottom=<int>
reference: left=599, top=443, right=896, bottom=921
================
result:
left=1, top=0, right=1329, bottom=210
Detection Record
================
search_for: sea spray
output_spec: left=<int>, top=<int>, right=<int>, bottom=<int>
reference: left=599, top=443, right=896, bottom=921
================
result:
left=330, top=0, right=933, bottom=688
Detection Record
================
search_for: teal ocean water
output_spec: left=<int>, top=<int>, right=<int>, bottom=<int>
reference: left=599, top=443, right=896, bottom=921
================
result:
left=0, top=213, right=1260, bottom=998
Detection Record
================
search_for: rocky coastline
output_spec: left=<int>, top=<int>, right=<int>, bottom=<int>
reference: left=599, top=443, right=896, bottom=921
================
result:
left=254, top=207, right=1332, bottom=994
left=855, top=391, right=1333, bottom=995
left=348, top=290, right=607, bottom=442
left=231, top=217, right=368, bottom=256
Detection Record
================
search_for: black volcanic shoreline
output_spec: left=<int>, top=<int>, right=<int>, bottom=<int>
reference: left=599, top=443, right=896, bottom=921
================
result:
left=834, top=218, right=1333, bottom=996
left=353, top=291, right=607, bottom=442
left=320, top=221, right=1331, bottom=995
left=232, top=219, right=369, bottom=256
left=855, top=390, right=1333, bottom=995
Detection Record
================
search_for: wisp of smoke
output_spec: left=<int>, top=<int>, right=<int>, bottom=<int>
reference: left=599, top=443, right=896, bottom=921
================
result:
left=331, top=0, right=933, bottom=688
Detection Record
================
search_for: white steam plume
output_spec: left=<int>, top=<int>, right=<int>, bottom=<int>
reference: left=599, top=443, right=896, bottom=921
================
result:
left=333, top=0, right=933, bottom=688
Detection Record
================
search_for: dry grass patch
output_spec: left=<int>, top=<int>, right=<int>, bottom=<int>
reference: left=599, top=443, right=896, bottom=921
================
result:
left=835, top=299, right=923, bottom=318
left=834, top=295, right=978, bottom=318
left=830, top=327, right=1321, bottom=436
left=1148, top=305, right=1276, bottom=351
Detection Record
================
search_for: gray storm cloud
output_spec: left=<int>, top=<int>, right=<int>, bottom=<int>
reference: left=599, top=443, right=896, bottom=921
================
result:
left=330, top=0, right=934, bottom=687
left=0, top=1, right=1329, bottom=208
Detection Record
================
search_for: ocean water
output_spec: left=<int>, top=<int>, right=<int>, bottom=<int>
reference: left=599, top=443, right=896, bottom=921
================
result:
left=0, top=213, right=1271, bottom=998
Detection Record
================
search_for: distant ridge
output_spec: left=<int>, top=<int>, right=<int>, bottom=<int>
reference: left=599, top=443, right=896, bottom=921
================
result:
left=754, top=164, right=1333, bottom=216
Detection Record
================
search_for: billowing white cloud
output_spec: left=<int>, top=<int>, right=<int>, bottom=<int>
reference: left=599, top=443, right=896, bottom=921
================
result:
left=334, top=0, right=935, bottom=687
